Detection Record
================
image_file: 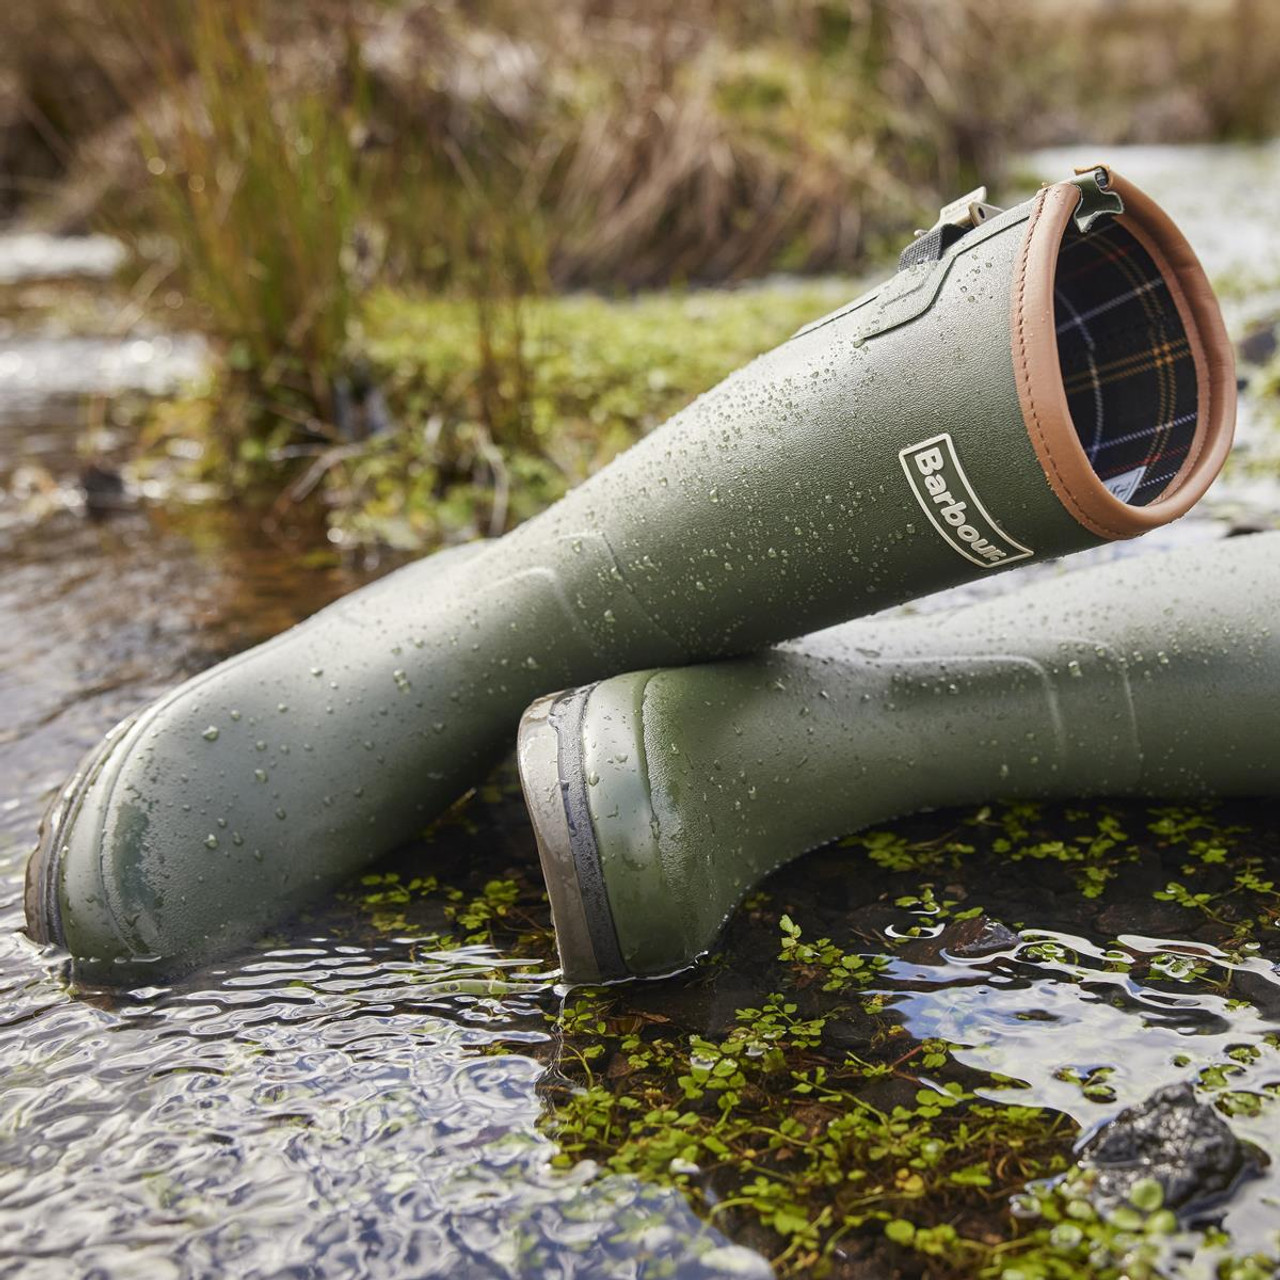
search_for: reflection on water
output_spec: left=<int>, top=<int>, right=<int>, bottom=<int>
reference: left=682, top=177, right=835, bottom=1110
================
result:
left=0, top=234, right=128, bottom=285
left=0, top=506, right=766, bottom=1277
left=0, top=929, right=763, bottom=1278
left=888, top=910, right=1280, bottom=1256
left=1, top=142, right=1279, bottom=1277
left=0, top=332, right=208, bottom=427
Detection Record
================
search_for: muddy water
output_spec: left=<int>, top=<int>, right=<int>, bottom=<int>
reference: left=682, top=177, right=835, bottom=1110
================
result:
left=1, top=144, right=1279, bottom=1279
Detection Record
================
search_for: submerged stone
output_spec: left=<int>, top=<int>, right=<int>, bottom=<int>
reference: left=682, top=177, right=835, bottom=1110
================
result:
left=1078, top=1082, right=1256, bottom=1215
left=1237, top=318, right=1278, bottom=367
left=940, top=913, right=1020, bottom=958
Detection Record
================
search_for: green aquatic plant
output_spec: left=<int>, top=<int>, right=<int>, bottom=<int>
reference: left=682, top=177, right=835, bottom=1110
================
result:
left=447, top=878, right=522, bottom=944
left=347, top=871, right=444, bottom=935
left=838, top=826, right=976, bottom=875
left=324, top=785, right=1280, bottom=1278
left=993, top=1174, right=1183, bottom=1280
left=992, top=808, right=1136, bottom=899
left=530, top=799, right=1280, bottom=1277
left=1054, top=1065, right=1118, bottom=1106
left=542, top=913, right=1073, bottom=1277
left=777, top=914, right=888, bottom=991
left=991, top=1171, right=1280, bottom=1280
left=343, top=864, right=554, bottom=957
left=841, top=804, right=1138, bottom=900
left=1144, top=804, right=1280, bottom=955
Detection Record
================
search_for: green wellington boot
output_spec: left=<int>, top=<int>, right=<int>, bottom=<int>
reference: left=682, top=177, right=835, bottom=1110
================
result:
left=28, top=164, right=1235, bottom=980
left=520, top=533, right=1280, bottom=984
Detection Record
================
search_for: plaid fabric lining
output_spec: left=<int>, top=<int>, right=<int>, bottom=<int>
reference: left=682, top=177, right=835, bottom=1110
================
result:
left=1054, top=221, right=1198, bottom=506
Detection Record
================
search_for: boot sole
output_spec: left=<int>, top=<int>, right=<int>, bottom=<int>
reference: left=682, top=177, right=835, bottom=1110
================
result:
left=517, top=689, right=628, bottom=985
left=24, top=719, right=136, bottom=949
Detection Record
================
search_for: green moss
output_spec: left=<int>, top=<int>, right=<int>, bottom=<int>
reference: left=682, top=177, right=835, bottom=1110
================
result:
left=150, top=277, right=855, bottom=548
left=336, top=280, right=853, bottom=549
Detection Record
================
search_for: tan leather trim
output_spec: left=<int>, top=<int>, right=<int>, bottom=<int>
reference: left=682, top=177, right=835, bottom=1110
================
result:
left=1010, top=169, right=1236, bottom=540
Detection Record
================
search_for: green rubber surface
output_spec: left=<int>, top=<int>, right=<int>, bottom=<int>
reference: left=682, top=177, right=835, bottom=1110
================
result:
left=28, top=172, right=1227, bottom=980
left=538, top=535, right=1280, bottom=981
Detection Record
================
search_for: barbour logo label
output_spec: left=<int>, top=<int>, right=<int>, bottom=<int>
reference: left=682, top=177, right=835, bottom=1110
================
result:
left=899, top=433, right=1033, bottom=569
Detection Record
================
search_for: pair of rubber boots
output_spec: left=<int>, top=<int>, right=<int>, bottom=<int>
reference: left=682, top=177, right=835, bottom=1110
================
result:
left=28, top=165, right=1269, bottom=988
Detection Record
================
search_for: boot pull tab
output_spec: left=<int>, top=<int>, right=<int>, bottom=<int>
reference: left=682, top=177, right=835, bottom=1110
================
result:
left=1068, top=164, right=1125, bottom=233
left=898, top=183, right=1004, bottom=270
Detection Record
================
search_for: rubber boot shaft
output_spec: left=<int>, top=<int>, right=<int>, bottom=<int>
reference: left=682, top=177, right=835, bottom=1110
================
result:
left=28, top=165, right=1234, bottom=979
left=521, top=534, right=1280, bottom=982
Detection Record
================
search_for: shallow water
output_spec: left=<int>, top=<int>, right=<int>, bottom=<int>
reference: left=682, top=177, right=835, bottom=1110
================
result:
left=0, top=234, right=128, bottom=286
left=0, top=507, right=766, bottom=1278
left=1, top=143, right=1279, bottom=1279
left=0, top=331, right=207, bottom=430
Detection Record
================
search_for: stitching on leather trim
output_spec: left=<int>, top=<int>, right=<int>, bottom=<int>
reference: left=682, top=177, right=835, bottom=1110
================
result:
left=1014, top=186, right=1130, bottom=541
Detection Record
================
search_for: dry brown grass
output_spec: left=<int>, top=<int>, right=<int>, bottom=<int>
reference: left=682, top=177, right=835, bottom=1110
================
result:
left=3, top=0, right=1278, bottom=448
left=8, top=0, right=1280, bottom=282
left=3, top=0, right=1275, bottom=533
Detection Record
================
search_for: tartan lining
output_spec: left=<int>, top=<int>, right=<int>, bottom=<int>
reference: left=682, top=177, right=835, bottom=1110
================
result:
left=1053, top=221, right=1198, bottom=507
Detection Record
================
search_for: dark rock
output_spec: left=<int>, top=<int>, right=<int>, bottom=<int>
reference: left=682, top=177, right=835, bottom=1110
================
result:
left=1226, top=965, right=1280, bottom=1022
left=1094, top=898, right=1191, bottom=938
left=1227, top=522, right=1276, bottom=540
left=1078, top=1082, right=1254, bottom=1214
left=1238, top=321, right=1279, bottom=368
left=820, top=1005, right=880, bottom=1054
left=79, top=462, right=127, bottom=517
left=942, top=913, right=1021, bottom=958
left=897, top=913, right=1020, bottom=967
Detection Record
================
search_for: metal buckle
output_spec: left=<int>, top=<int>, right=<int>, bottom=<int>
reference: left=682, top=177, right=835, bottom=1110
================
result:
left=913, top=185, right=1004, bottom=240
left=1068, top=165, right=1125, bottom=233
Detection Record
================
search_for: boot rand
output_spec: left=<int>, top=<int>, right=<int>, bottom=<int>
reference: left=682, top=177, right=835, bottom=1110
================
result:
left=519, top=533, right=1280, bottom=984
left=28, top=166, right=1235, bottom=980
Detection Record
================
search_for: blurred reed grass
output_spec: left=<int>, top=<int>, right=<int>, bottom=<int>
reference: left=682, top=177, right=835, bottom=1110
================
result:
left=96, top=0, right=366, bottom=441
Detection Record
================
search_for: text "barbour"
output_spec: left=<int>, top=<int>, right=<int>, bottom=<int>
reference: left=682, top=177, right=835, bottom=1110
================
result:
left=899, top=433, right=1033, bottom=569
